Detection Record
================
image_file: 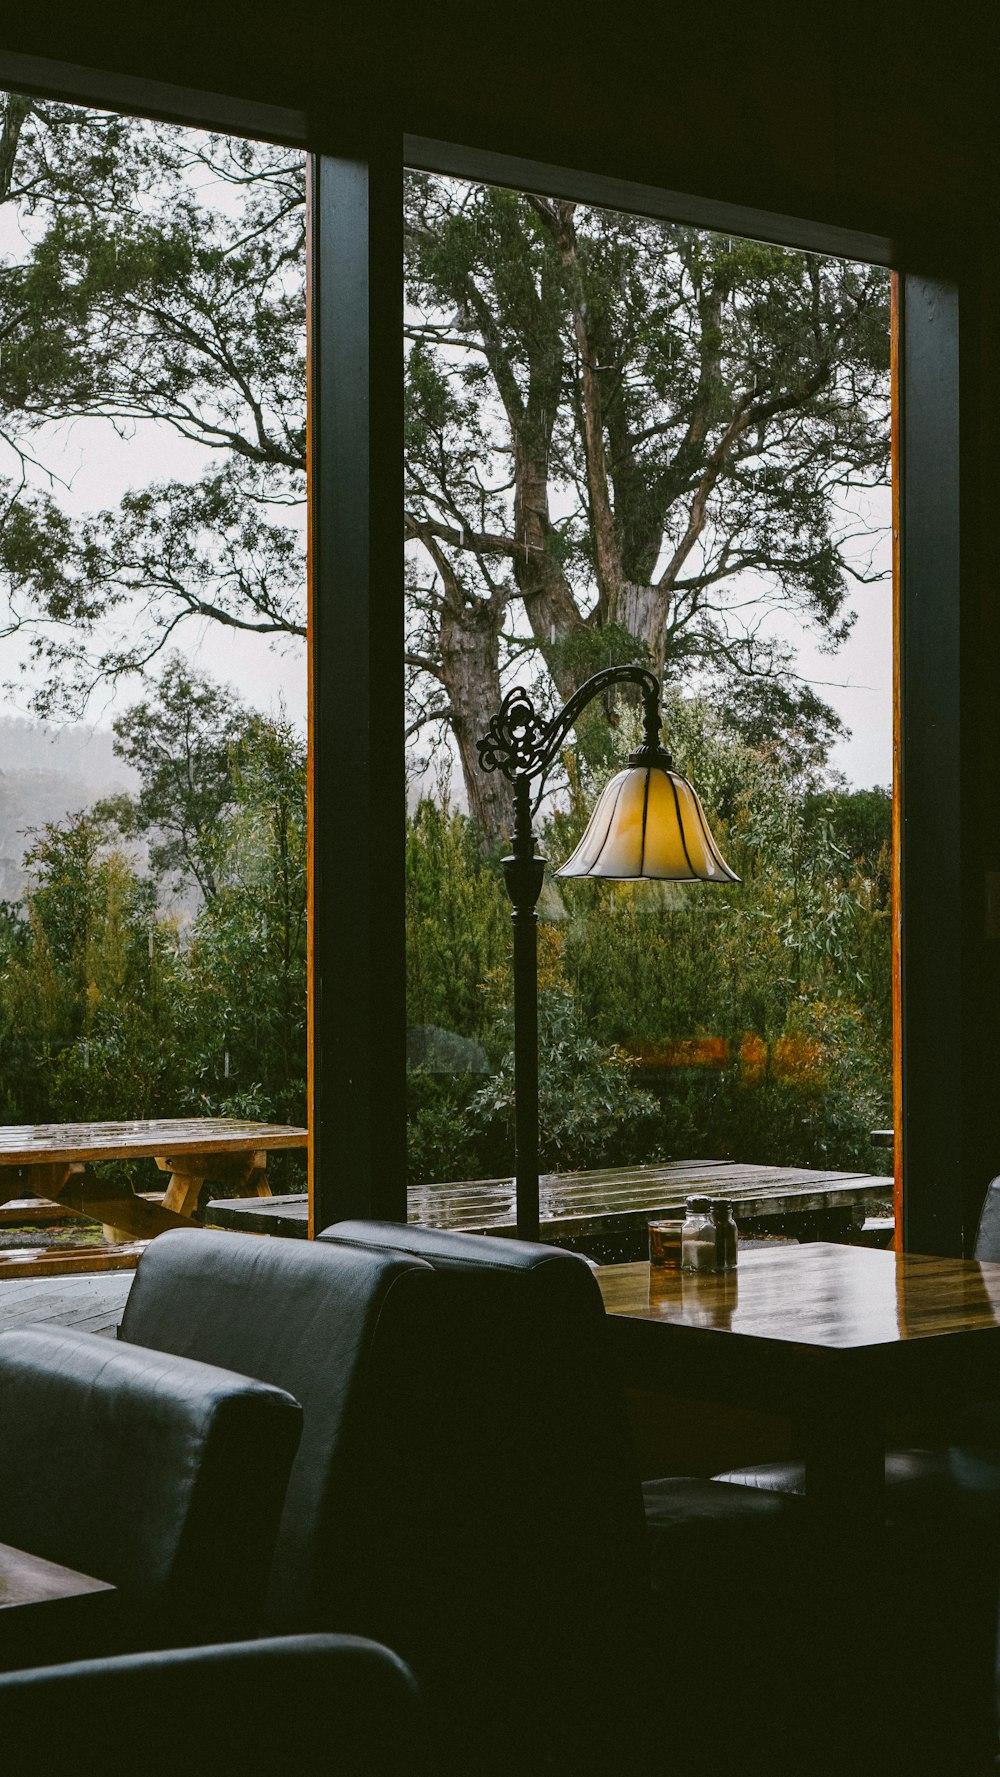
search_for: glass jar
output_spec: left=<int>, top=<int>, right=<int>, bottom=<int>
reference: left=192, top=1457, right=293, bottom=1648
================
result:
left=681, top=1195, right=717, bottom=1273
left=712, top=1199, right=738, bottom=1272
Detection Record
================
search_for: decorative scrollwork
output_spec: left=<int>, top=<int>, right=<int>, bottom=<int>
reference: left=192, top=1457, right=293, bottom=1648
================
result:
left=476, top=686, right=548, bottom=782
left=478, top=665, right=666, bottom=787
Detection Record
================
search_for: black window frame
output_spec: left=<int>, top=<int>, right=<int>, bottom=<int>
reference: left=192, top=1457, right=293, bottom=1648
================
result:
left=0, top=50, right=978, bottom=1253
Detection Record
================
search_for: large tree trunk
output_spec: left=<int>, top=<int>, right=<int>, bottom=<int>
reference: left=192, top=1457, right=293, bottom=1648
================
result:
left=510, top=437, right=591, bottom=704
left=437, top=578, right=512, bottom=847
left=532, top=199, right=673, bottom=677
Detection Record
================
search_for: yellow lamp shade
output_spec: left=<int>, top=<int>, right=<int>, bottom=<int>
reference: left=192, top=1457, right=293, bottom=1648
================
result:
left=555, top=763, right=739, bottom=883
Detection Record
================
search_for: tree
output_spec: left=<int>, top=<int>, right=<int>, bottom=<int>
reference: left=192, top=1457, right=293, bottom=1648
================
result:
left=404, top=178, right=890, bottom=836
left=0, top=807, right=181, bottom=1125
left=0, top=712, right=308, bottom=1152
left=100, top=654, right=250, bottom=900
left=1, top=100, right=889, bottom=847
left=182, top=711, right=307, bottom=1132
left=0, top=95, right=306, bottom=712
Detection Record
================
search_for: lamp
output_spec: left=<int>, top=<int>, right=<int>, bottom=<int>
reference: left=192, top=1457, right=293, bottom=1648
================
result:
left=477, top=665, right=738, bottom=1241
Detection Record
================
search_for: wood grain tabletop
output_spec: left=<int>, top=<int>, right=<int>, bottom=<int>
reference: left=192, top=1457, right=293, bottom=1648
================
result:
left=0, top=1119, right=308, bottom=1167
left=597, top=1244, right=1000, bottom=1349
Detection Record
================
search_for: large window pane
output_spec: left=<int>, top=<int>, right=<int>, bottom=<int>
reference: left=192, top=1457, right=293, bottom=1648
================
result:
left=403, top=169, right=892, bottom=1240
left=0, top=93, right=307, bottom=1257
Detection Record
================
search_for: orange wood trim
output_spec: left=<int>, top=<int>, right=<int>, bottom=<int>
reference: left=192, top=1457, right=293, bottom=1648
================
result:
left=305, top=153, right=317, bottom=1241
left=890, top=270, right=903, bottom=1251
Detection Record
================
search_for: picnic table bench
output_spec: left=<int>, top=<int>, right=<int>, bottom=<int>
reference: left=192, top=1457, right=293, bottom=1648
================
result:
left=205, top=1158, right=892, bottom=1260
left=0, top=1119, right=308, bottom=1274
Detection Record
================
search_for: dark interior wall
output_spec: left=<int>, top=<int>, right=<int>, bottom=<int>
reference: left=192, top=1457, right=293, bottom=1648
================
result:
left=1, top=3, right=995, bottom=248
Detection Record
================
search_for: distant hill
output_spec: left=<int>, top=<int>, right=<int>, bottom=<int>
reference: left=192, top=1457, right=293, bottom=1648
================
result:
left=0, top=718, right=137, bottom=902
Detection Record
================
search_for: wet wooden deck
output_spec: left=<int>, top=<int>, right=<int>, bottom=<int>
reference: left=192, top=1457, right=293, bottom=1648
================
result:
left=0, top=1272, right=133, bottom=1338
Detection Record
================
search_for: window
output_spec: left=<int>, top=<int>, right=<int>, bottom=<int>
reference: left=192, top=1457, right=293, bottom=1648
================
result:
left=402, top=161, right=893, bottom=1241
left=0, top=89, right=307, bottom=1260
left=0, top=56, right=973, bottom=1254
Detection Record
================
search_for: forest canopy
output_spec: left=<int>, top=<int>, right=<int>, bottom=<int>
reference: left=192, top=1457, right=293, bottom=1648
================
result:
left=1, top=95, right=888, bottom=846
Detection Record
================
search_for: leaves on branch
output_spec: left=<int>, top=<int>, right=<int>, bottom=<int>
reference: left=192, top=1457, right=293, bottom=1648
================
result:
left=404, top=173, right=890, bottom=836
left=1, top=100, right=306, bottom=713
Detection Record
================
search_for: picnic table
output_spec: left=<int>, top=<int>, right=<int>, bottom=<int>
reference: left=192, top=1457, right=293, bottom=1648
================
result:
left=206, top=1158, right=892, bottom=1259
left=0, top=1119, right=308, bottom=1256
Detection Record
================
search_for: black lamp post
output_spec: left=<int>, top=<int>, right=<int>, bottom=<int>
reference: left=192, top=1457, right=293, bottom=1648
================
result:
left=477, top=665, right=738, bottom=1242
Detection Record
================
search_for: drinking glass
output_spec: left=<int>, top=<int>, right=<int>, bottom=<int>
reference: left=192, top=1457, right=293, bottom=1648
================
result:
left=648, top=1217, right=684, bottom=1272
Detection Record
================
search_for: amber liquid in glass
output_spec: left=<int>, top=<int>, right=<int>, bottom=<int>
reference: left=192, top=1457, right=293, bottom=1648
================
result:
left=648, top=1219, right=684, bottom=1271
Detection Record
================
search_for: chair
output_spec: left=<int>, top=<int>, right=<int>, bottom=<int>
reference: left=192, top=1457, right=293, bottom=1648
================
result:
left=0, top=1324, right=301, bottom=1668
left=0, top=1633, right=425, bottom=1777
left=317, top=1220, right=821, bottom=1777
left=122, top=1224, right=799, bottom=1772
left=119, top=1232, right=443, bottom=1636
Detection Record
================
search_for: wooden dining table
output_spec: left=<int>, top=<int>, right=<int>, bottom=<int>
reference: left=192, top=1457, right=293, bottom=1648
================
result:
left=597, top=1243, right=1000, bottom=1526
left=0, top=1119, right=308, bottom=1249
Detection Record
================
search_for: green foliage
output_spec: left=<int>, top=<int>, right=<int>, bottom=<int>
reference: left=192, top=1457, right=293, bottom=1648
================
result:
left=180, top=713, right=307, bottom=1146
left=405, top=798, right=510, bottom=1043
left=0, top=699, right=307, bottom=1192
left=406, top=989, right=663, bottom=1188
left=0, top=677, right=891, bottom=1197
left=99, top=654, right=251, bottom=898
left=403, top=693, right=893, bottom=1185
left=468, top=988, right=663, bottom=1174
left=638, top=998, right=889, bottom=1174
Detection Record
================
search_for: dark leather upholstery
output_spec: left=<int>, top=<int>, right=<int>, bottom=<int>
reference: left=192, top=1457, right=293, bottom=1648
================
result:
left=0, top=1325, right=301, bottom=1664
left=124, top=1225, right=649, bottom=1772
left=717, top=1444, right=1000, bottom=1517
left=120, top=1229, right=441, bottom=1636
left=0, top=1634, right=425, bottom=1777
left=320, top=1221, right=809, bottom=1775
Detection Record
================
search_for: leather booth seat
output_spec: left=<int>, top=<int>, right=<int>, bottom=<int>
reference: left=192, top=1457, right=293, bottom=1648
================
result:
left=121, top=1229, right=530, bottom=1771
left=120, top=1231, right=449, bottom=1639
left=0, top=1324, right=301, bottom=1666
left=318, top=1221, right=820, bottom=1776
left=0, top=1633, right=425, bottom=1777
left=717, top=1443, right=1000, bottom=1521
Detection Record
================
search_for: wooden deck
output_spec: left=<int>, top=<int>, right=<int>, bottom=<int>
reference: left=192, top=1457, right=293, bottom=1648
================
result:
left=0, top=1272, right=133, bottom=1338
left=205, top=1159, right=892, bottom=1259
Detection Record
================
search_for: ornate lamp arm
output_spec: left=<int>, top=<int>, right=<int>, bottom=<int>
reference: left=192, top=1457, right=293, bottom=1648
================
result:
left=476, top=665, right=668, bottom=797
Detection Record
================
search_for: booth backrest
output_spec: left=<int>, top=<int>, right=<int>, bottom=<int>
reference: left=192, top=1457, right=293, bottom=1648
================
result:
left=120, top=1228, right=439, bottom=1635
left=319, top=1220, right=654, bottom=1767
left=0, top=1324, right=300, bottom=1656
